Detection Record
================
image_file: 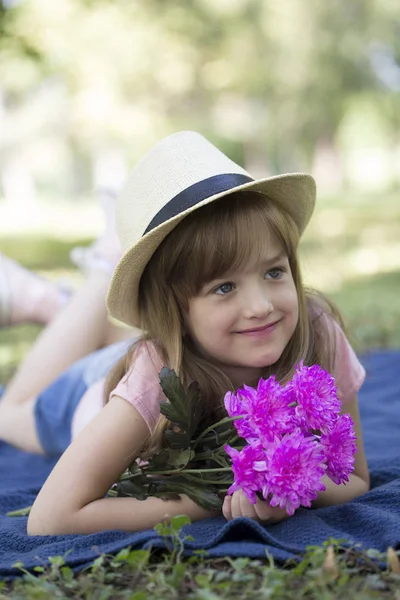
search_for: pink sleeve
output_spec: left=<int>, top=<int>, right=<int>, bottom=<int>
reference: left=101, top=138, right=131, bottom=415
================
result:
left=109, top=341, right=166, bottom=432
left=330, top=320, right=365, bottom=404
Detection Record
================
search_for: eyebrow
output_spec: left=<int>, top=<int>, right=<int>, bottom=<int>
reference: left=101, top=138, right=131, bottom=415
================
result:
left=204, top=252, right=288, bottom=288
left=261, top=251, right=288, bottom=266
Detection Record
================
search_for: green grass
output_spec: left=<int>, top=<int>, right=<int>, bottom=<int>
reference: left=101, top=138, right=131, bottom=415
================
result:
left=1, top=194, right=400, bottom=597
left=1, top=518, right=400, bottom=599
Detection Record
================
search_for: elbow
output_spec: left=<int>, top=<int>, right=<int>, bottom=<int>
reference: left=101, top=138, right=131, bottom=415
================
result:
left=27, top=507, right=74, bottom=536
left=358, top=466, right=371, bottom=493
left=362, top=473, right=371, bottom=494
left=351, top=472, right=370, bottom=499
left=27, top=513, right=60, bottom=536
left=27, top=521, right=47, bottom=537
left=27, top=513, right=53, bottom=536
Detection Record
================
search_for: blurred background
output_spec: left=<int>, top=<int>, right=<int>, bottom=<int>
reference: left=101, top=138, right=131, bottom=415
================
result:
left=0, top=0, right=399, bottom=381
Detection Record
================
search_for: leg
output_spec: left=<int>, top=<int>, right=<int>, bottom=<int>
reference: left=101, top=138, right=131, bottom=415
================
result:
left=0, top=314, right=137, bottom=454
left=2, top=270, right=138, bottom=407
left=0, top=399, right=43, bottom=453
left=0, top=252, right=70, bottom=327
left=0, top=191, right=138, bottom=452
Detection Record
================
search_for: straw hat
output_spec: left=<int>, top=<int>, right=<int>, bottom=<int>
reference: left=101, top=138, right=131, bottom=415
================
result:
left=107, top=131, right=316, bottom=327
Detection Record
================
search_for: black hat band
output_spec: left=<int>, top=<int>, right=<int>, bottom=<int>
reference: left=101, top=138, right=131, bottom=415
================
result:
left=143, top=173, right=253, bottom=235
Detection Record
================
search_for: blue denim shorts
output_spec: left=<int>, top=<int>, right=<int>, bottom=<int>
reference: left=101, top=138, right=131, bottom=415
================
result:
left=33, top=339, right=134, bottom=457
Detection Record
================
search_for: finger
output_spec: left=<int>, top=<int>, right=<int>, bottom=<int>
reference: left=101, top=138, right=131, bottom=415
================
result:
left=253, top=497, right=274, bottom=521
left=239, top=490, right=257, bottom=519
left=255, top=498, right=289, bottom=523
left=222, top=495, right=232, bottom=520
left=268, top=504, right=290, bottom=523
left=230, top=490, right=243, bottom=519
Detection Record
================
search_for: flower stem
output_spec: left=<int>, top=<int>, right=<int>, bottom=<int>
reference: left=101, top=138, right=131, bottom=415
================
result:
left=192, top=416, right=242, bottom=449
left=137, top=467, right=232, bottom=477
left=179, top=473, right=230, bottom=485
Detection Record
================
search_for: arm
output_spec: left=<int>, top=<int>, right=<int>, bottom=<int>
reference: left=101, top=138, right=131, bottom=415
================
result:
left=312, top=393, right=370, bottom=507
left=28, top=396, right=217, bottom=536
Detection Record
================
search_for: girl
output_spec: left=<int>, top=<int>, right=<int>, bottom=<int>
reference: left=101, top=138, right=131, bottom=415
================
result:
left=0, top=131, right=370, bottom=535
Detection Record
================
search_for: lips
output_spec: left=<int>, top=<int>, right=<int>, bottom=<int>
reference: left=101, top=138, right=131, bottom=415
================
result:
left=237, top=320, right=280, bottom=334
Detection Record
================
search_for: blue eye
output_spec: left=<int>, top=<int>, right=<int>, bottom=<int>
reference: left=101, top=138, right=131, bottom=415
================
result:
left=266, top=267, right=285, bottom=280
left=214, top=282, right=235, bottom=295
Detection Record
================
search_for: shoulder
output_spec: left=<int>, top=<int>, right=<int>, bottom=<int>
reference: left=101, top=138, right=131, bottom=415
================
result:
left=127, top=339, right=165, bottom=376
left=109, top=339, right=166, bottom=432
left=317, top=312, right=365, bottom=404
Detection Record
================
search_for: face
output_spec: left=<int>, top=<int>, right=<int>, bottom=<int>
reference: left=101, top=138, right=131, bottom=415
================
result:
left=186, top=236, right=299, bottom=388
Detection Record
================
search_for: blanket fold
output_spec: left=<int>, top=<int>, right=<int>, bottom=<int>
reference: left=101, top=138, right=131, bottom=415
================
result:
left=0, top=350, right=399, bottom=578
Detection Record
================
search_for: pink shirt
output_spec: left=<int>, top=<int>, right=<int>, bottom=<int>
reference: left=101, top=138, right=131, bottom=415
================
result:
left=71, top=321, right=365, bottom=440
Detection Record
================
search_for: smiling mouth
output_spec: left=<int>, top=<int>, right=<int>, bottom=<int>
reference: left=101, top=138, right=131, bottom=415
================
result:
left=237, top=320, right=280, bottom=334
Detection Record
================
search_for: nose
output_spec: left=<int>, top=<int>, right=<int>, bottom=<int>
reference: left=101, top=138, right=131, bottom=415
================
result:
left=241, top=282, right=273, bottom=320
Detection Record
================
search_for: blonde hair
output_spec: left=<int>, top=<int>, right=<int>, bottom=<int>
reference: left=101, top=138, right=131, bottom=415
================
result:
left=106, top=192, right=342, bottom=457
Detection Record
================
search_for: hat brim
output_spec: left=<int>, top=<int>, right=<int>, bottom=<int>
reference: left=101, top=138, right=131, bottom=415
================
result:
left=106, top=172, right=316, bottom=327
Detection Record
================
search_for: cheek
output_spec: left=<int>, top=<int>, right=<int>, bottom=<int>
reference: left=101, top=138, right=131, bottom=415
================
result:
left=279, top=283, right=298, bottom=309
left=187, top=301, right=214, bottom=338
left=188, top=301, right=231, bottom=342
left=282, top=285, right=299, bottom=323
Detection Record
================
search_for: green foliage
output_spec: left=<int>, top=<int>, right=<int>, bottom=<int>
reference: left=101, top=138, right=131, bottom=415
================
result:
left=110, top=368, right=240, bottom=511
left=159, top=368, right=203, bottom=447
left=4, top=532, right=400, bottom=599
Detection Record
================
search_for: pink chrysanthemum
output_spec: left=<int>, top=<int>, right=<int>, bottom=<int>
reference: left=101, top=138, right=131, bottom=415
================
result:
left=224, top=442, right=268, bottom=504
left=224, top=389, right=258, bottom=442
left=252, top=376, right=295, bottom=442
left=262, top=430, right=326, bottom=515
left=224, top=377, right=293, bottom=443
left=286, top=364, right=341, bottom=433
left=320, top=413, right=357, bottom=484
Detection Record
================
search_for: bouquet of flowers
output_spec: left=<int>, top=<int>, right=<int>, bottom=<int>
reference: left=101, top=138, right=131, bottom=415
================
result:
left=110, top=364, right=357, bottom=515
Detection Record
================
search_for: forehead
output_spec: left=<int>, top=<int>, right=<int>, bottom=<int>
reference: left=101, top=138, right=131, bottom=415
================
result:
left=195, top=221, right=285, bottom=285
left=217, top=234, right=285, bottom=276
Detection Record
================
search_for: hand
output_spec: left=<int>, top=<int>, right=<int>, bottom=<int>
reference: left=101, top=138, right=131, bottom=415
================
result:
left=222, top=490, right=290, bottom=524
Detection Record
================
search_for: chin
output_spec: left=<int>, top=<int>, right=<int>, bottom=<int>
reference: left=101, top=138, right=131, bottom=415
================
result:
left=254, top=349, right=284, bottom=368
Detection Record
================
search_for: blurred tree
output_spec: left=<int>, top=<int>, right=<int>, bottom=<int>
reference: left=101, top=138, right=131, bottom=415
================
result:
left=0, top=0, right=399, bottom=193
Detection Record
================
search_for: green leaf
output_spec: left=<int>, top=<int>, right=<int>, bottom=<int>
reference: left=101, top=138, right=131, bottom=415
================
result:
left=159, top=368, right=203, bottom=445
left=127, top=549, right=150, bottom=568
left=130, top=592, right=148, bottom=600
left=185, top=379, right=204, bottom=437
left=159, top=367, right=189, bottom=425
left=114, top=548, right=131, bottom=562
left=90, top=556, right=105, bottom=572
left=149, top=448, right=194, bottom=469
left=151, top=478, right=223, bottom=511
left=154, top=521, right=172, bottom=536
left=48, top=556, right=65, bottom=567
left=164, top=428, right=191, bottom=449
left=7, top=505, right=32, bottom=517
left=60, top=566, right=74, bottom=582
left=196, top=453, right=231, bottom=468
left=149, top=448, right=171, bottom=468
left=170, top=514, right=191, bottom=532
left=113, top=478, right=148, bottom=500
left=128, top=461, right=142, bottom=476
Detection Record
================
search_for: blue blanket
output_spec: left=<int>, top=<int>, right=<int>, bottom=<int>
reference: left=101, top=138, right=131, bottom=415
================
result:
left=0, top=350, right=399, bottom=578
